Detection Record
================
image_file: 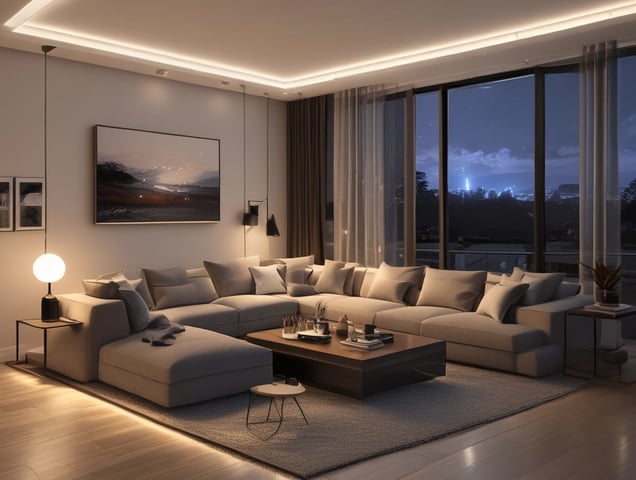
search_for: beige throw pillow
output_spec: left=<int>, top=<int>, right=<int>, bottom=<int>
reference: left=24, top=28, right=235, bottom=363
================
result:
left=476, top=280, right=529, bottom=322
left=277, top=255, right=314, bottom=283
left=249, top=264, right=287, bottom=294
left=315, top=262, right=354, bottom=294
left=142, top=265, right=217, bottom=310
left=509, top=267, right=566, bottom=305
left=366, top=262, right=424, bottom=305
left=417, top=267, right=487, bottom=311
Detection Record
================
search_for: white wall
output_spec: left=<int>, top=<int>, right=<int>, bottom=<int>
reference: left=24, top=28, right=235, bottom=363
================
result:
left=0, top=47, right=287, bottom=360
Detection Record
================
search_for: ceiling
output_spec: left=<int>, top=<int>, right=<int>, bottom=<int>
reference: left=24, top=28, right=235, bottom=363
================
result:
left=2, top=0, right=636, bottom=100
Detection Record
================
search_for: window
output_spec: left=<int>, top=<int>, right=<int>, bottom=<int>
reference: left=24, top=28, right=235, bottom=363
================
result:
left=544, top=71, right=579, bottom=276
left=447, top=75, right=534, bottom=273
left=415, top=92, right=440, bottom=266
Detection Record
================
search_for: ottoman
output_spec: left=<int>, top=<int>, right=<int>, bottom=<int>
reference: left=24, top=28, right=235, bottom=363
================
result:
left=99, top=326, right=272, bottom=407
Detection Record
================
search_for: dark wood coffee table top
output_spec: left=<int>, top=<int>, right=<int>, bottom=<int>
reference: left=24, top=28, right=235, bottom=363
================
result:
left=246, top=328, right=446, bottom=398
left=246, top=328, right=443, bottom=363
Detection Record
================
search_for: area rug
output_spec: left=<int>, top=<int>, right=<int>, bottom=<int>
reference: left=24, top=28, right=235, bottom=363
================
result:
left=19, top=363, right=585, bottom=479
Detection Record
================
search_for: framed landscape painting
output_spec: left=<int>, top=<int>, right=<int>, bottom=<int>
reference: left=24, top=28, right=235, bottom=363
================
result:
left=15, top=177, right=44, bottom=231
left=95, top=125, right=220, bottom=224
left=0, top=177, right=13, bottom=231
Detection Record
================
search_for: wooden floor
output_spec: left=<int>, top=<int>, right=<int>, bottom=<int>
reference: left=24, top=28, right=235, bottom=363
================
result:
left=1, top=363, right=635, bottom=480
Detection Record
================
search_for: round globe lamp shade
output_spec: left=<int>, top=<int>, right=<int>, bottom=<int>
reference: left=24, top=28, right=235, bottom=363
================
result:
left=33, top=253, right=66, bottom=283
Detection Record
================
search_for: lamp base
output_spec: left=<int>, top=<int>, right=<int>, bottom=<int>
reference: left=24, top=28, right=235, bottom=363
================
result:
left=41, top=294, right=60, bottom=322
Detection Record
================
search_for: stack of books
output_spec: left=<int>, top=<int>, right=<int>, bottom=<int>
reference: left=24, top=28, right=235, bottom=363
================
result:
left=584, top=303, right=632, bottom=313
left=340, top=338, right=384, bottom=350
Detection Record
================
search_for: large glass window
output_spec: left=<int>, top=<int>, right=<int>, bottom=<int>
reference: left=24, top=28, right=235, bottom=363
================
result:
left=544, top=71, right=580, bottom=276
left=447, top=75, right=534, bottom=273
left=619, top=54, right=636, bottom=304
left=415, top=92, right=440, bottom=266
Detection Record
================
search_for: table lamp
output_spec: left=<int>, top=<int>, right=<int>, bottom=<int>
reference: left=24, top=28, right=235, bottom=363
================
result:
left=33, top=253, right=66, bottom=321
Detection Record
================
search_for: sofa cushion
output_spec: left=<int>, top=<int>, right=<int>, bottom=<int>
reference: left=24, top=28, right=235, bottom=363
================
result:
left=142, top=266, right=216, bottom=310
left=213, top=294, right=298, bottom=335
left=366, top=262, right=423, bottom=305
left=509, top=267, right=566, bottom=305
left=419, top=312, right=546, bottom=353
left=417, top=268, right=486, bottom=311
left=476, top=281, right=529, bottom=323
left=277, top=255, right=314, bottom=283
left=155, top=303, right=239, bottom=336
left=286, top=283, right=318, bottom=296
left=321, top=296, right=404, bottom=325
left=374, top=305, right=461, bottom=335
left=204, top=255, right=260, bottom=297
left=249, top=264, right=287, bottom=294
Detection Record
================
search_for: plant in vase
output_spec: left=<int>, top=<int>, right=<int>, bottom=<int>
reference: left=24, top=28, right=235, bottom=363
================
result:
left=581, top=260, right=623, bottom=306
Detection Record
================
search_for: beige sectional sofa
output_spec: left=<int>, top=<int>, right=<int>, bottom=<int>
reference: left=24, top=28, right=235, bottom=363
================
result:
left=45, top=255, right=592, bottom=407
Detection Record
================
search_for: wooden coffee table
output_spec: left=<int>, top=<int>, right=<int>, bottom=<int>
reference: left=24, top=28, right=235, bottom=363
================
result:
left=246, top=328, right=446, bottom=399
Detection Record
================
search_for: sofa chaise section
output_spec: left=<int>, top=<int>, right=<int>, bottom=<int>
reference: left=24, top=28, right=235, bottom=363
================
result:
left=99, top=327, right=272, bottom=407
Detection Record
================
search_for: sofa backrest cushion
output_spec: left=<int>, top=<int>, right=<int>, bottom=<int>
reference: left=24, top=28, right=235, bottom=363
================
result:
left=417, top=267, right=487, bottom=311
left=204, top=255, right=260, bottom=297
left=276, top=255, right=314, bottom=283
left=142, top=266, right=218, bottom=309
left=509, top=267, right=566, bottom=305
left=364, top=262, right=424, bottom=305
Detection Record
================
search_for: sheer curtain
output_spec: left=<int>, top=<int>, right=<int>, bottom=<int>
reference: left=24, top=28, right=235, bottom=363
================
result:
left=579, top=40, right=621, bottom=294
left=333, top=86, right=386, bottom=267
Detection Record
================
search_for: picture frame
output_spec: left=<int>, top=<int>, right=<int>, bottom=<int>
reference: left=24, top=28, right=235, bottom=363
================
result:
left=0, top=177, right=13, bottom=231
left=95, top=125, right=221, bottom=224
left=15, top=177, right=44, bottom=231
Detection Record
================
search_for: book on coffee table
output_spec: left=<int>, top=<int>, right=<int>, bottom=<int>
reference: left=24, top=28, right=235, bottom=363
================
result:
left=340, top=338, right=384, bottom=350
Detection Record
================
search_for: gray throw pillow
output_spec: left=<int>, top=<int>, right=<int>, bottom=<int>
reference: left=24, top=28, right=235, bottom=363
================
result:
left=277, top=255, right=315, bottom=283
left=204, top=255, right=260, bottom=297
left=286, top=283, right=318, bottom=297
left=314, top=263, right=353, bottom=294
left=367, top=277, right=411, bottom=303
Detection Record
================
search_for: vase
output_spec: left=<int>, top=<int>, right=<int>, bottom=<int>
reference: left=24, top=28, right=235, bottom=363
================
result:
left=596, top=289, right=619, bottom=306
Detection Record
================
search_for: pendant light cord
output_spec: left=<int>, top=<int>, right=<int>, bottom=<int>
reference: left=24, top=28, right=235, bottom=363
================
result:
left=42, top=45, right=55, bottom=254
left=242, top=85, right=247, bottom=257
left=266, top=95, right=270, bottom=220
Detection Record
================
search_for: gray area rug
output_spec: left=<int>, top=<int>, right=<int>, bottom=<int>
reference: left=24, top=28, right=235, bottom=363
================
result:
left=22, top=363, right=585, bottom=479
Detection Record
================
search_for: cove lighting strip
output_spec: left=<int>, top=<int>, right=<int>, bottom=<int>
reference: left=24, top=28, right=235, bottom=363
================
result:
left=6, top=0, right=636, bottom=91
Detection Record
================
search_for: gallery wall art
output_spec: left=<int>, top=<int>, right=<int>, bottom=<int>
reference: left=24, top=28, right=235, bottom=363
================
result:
left=95, top=125, right=220, bottom=224
left=15, top=177, right=44, bottom=231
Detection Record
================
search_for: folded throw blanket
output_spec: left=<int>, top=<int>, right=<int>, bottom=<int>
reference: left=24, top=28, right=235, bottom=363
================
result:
left=142, top=313, right=186, bottom=346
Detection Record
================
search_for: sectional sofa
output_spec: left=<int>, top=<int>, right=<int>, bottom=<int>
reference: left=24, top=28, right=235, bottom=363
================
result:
left=43, top=255, right=592, bottom=407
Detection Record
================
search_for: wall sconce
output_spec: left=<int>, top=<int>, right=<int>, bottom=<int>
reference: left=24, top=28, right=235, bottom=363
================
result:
left=243, top=201, right=260, bottom=226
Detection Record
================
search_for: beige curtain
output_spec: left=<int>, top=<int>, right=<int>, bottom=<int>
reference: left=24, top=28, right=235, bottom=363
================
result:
left=333, top=86, right=386, bottom=267
left=579, top=41, right=621, bottom=294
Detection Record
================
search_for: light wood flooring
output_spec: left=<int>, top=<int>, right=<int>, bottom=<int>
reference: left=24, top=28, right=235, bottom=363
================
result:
left=1, top=362, right=634, bottom=480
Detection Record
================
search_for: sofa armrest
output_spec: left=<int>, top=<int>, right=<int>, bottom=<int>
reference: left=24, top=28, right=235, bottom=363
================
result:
left=46, top=293, right=130, bottom=382
left=515, top=294, right=594, bottom=345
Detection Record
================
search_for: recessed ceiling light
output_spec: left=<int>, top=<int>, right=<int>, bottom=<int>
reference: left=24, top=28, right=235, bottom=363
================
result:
left=221, top=80, right=229, bottom=85
left=155, top=68, right=168, bottom=76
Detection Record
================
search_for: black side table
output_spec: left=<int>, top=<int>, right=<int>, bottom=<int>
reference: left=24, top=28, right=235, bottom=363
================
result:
left=15, top=318, right=82, bottom=369
left=564, top=305, right=635, bottom=376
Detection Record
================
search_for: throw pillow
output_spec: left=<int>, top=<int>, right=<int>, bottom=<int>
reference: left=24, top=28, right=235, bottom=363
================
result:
left=142, top=266, right=216, bottom=310
left=314, top=262, right=354, bottom=294
left=277, top=255, right=314, bottom=283
left=417, top=267, right=487, bottom=311
left=81, top=279, right=120, bottom=299
left=204, top=255, right=260, bottom=297
left=286, top=283, right=318, bottom=297
left=117, top=283, right=150, bottom=333
left=366, top=262, right=424, bottom=305
left=476, top=280, right=529, bottom=323
left=509, top=268, right=566, bottom=305
left=367, top=277, right=411, bottom=303
left=249, top=264, right=287, bottom=294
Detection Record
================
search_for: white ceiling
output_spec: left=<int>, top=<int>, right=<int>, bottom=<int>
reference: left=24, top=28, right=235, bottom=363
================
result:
left=2, top=0, right=636, bottom=100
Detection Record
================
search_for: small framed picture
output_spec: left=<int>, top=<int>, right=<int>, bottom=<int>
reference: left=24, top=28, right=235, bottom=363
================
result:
left=15, top=177, right=45, bottom=231
left=0, top=177, right=13, bottom=231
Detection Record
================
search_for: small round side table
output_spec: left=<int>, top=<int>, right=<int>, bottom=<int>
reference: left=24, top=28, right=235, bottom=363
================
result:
left=246, top=382, right=308, bottom=438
